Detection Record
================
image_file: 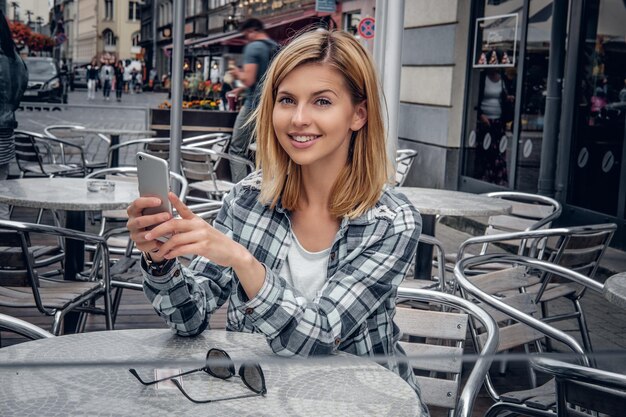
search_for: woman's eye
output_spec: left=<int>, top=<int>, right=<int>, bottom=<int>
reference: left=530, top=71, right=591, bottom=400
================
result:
left=315, top=98, right=332, bottom=106
left=278, top=96, right=294, bottom=105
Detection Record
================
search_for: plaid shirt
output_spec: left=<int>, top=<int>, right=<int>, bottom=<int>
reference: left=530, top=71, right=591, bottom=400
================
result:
left=142, top=172, right=426, bottom=413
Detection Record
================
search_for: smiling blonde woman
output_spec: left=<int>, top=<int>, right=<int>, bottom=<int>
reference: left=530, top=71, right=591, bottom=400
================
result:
left=126, top=28, right=426, bottom=415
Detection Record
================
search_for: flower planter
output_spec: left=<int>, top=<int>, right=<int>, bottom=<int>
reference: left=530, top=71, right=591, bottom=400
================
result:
left=150, top=108, right=239, bottom=138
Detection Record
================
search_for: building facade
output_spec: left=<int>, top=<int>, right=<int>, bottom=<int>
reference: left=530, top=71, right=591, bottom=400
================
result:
left=399, top=0, right=626, bottom=248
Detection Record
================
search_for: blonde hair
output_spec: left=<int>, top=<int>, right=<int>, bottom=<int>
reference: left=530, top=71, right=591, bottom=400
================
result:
left=254, top=29, right=390, bottom=219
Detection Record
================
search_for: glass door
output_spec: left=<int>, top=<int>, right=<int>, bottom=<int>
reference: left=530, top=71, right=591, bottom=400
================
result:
left=567, top=0, right=626, bottom=217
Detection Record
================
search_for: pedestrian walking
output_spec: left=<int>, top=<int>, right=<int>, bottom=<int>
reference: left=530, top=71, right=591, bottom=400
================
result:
left=86, top=59, right=99, bottom=100
left=228, top=18, right=279, bottom=182
left=114, top=60, right=125, bottom=102
left=0, top=9, right=28, bottom=219
left=101, top=62, right=113, bottom=100
left=126, top=28, right=428, bottom=416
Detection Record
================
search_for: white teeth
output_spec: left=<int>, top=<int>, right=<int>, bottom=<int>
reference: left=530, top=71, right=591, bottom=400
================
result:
left=291, top=135, right=318, bottom=143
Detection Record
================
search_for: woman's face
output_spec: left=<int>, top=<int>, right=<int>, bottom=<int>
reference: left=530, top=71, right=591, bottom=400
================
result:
left=272, top=63, right=366, bottom=172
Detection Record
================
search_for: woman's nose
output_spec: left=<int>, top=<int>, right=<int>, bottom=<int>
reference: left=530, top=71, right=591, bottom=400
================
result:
left=291, top=104, right=311, bottom=126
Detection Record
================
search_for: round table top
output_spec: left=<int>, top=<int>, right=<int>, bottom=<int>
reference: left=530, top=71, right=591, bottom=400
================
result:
left=603, top=272, right=626, bottom=308
left=396, top=186, right=512, bottom=216
left=0, top=329, right=421, bottom=417
left=0, top=178, right=138, bottom=211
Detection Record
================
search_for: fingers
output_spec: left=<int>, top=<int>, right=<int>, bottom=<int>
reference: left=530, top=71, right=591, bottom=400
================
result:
left=168, top=192, right=195, bottom=219
left=127, top=196, right=163, bottom=218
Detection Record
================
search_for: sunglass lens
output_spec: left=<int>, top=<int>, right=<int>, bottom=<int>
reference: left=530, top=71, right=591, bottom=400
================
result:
left=206, top=349, right=235, bottom=379
left=241, top=364, right=265, bottom=394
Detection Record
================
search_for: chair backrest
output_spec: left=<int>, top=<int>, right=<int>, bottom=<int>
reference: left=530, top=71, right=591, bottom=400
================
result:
left=395, top=149, right=418, bottom=187
left=106, top=137, right=170, bottom=167
left=13, top=131, right=51, bottom=176
left=481, top=192, right=562, bottom=256
left=14, top=129, right=89, bottom=177
left=0, top=312, right=54, bottom=341
left=180, top=145, right=255, bottom=184
left=531, top=357, right=626, bottom=417
left=395, top=288, right=498, bottom=417
left=43, top=124, right=110, bottom=165
left=454, top=253, right=596, bottom=402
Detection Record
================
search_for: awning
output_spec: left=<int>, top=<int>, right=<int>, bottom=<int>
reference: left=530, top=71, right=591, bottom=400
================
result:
left=164, top=8, right=331, bottom=51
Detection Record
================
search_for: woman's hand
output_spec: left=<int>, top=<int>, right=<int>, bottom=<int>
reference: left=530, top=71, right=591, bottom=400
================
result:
left=480, top=114, right=491, bottom=126
left=126, top=196, right=173, bottom=262
left=140, top=193, right=244, bottom=267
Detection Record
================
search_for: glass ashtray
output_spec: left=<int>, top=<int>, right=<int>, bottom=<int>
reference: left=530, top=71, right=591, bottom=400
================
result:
left=87, top=180, right=116, bottom=193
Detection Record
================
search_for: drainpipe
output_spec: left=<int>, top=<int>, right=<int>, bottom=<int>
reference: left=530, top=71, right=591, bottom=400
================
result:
left=537, top=0, right=568, bottom=196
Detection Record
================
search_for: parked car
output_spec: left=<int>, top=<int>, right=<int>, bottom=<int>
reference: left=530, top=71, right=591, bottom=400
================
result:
left=23, top=57, right=68, bottom=103
left=71, top=63, right=88, bottom=90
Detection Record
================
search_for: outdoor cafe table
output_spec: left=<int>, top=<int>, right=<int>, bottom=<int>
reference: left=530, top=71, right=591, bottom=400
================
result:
left=397, top=187, right=512, bottom=279
left=0, top=329, right=423, bottom=416
left=0, top=177, right=138, bottom=281
left=603, top=272, right=626, bottom=309
left=72, top=127, right=157, bottom=167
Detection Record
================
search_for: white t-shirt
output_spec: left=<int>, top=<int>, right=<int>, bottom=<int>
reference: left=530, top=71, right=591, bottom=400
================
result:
left=279, top=231, right=331, bottom=302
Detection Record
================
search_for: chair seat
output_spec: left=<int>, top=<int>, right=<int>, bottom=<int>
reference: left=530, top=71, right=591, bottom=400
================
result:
left=500, top=379, right=556, bottom=410
left=189, top=180, right=234, bottom=194
left=0, top=279, right=103, bottom=310
left=399, top=279, right=440, bottom=290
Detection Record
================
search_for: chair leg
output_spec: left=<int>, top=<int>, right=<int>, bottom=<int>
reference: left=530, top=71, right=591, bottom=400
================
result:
left=52, top=311, right=64, bottom=336
left=111, top=287, right=124, bottom=326
left=574, top=298, right=595, bottom=358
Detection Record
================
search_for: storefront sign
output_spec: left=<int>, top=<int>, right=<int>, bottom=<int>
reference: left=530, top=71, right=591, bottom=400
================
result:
left=315, top=0, right=336, bottom=13
left=473, top=13, right=518, bottom=68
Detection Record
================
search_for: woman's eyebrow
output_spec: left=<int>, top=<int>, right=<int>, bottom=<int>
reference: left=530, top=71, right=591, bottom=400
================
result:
left=276, top=88, right=338, bottom=97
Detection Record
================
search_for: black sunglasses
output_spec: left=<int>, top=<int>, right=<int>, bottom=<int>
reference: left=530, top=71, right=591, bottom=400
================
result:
left=129, top=348, right=267, bottom=403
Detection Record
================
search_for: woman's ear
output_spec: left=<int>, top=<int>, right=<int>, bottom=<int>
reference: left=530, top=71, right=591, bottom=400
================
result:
left=350, top=101, right=368, bottom=131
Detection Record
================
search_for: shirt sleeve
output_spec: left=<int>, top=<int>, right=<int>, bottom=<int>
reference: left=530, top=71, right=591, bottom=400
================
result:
left=141, top=191, right=237, bottom=336
left=243, top=42, right=264, bottom=65
left=235, top=203, right=422, bottom=357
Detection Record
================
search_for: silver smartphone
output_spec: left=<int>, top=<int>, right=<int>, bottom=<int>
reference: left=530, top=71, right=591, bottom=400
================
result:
left=136, top=152, right=172, bottom=240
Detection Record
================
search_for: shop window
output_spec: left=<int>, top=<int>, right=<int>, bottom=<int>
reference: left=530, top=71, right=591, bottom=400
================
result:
left=568, top=0, right=626, bottom=216
left=463, top=0, right=523, bottom=188
left=343, top=11, right=361, bottom=36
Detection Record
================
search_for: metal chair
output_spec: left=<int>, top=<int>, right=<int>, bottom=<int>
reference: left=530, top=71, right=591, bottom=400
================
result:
left=395, top=149, right=418, bottom=187
left=395, top=287, right=499, bottom=417
left=13, top=130, right=88, bottom=178
left=456, top=225, right=616, bottom=353
left=0, top=219, right=113, bottom=336
left=531, top=357, right=626, bottom=417
left=105, top=133, right=229, bottom=168
left=43, top=124, right=110, bottom=171
left=455, top=253, right=597, bottom=416
left=0, top=312, right=54, bottom=343
left=180, top=145, right=255, bottom=202
left=443, top=191, right=562, bottom=273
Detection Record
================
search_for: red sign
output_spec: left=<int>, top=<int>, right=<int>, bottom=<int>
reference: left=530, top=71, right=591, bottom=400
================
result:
left=357, top=17, right=375, bottom=39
